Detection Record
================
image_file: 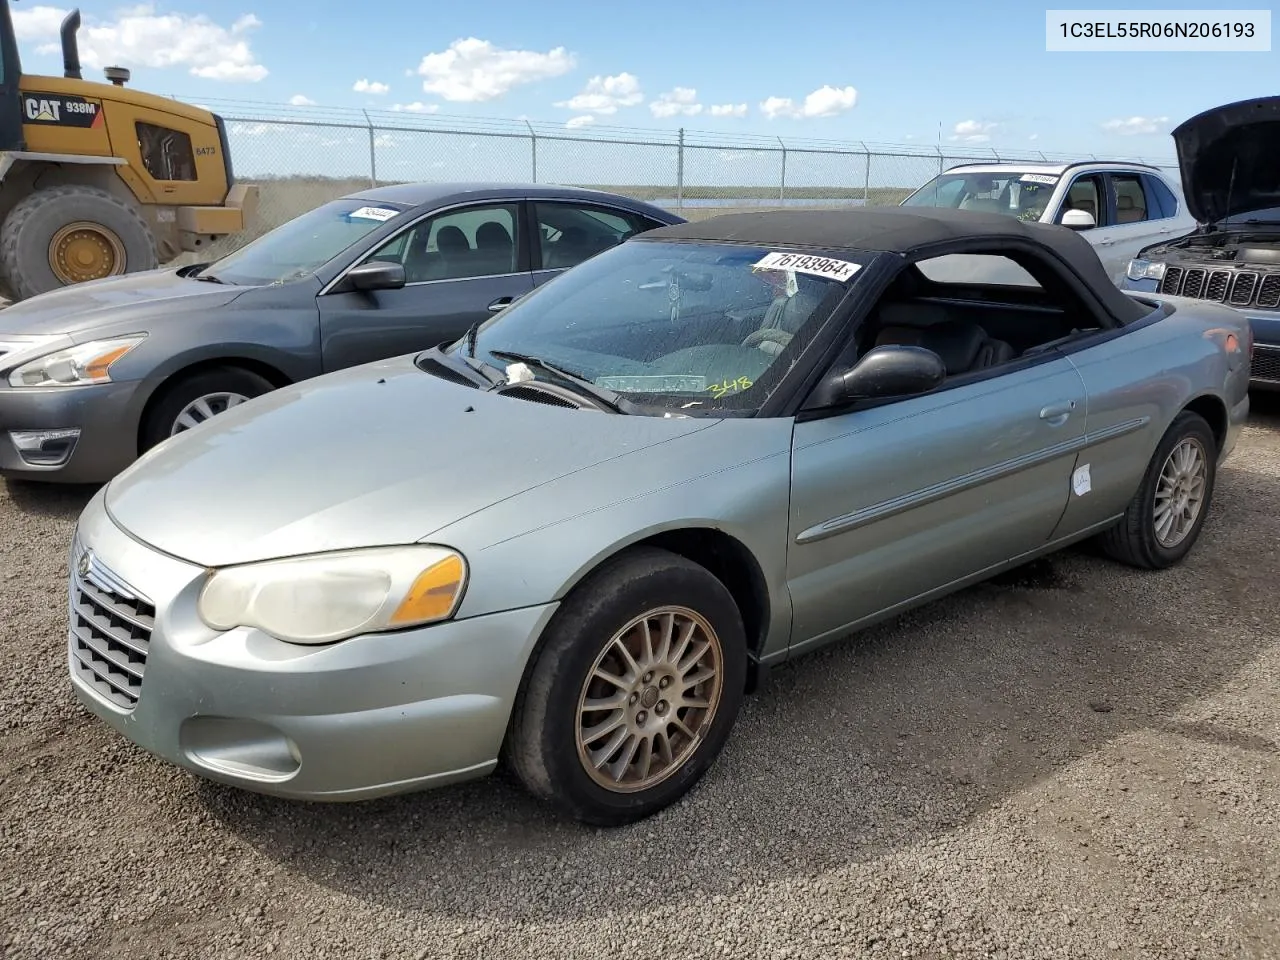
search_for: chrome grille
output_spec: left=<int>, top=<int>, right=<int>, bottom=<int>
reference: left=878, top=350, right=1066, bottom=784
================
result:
left=68, top=542, right=154, bottom=710
left=1253, top=346, right=1280, bottom=384
left=1229, top=272, right=1259, bottom=305
left=1159, top=264, right=1280, bottom=310
left=1204, top=270, right=1231, bottom=301
left=1259, top=276, right=1280, bottom=309
left=1182, top=269, right=1207, bottom=299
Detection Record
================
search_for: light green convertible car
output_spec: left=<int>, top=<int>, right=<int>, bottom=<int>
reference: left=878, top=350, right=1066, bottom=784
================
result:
left=67, top=207, right=1251, bottom=825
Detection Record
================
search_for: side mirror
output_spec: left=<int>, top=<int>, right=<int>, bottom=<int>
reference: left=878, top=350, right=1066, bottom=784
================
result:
left=1060, top=209, right=1096, bottom=231
left=342, top=260, right=406, bottom=293
left=826, top=344, right=947, bottom=404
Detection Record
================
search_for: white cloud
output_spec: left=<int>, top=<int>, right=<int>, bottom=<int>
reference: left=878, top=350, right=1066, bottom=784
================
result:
left=16, top=4, right=267, bottom=81
left=288, top=94, right=316, bottom=106
left=230, top=122, right=270, bottom=136
left=555, top=72, right=642, bottom=114
left=391, top=101, right=439, bottom=114
left=949, top=119, right=999, bottom=143
left=415, top=37, right=575, bottom=102
left=353, top=78, right=389, bottom=95
left=373, top=134, right=394, bottom=148
left=1028, top=133, right=1039, bottom=141
left=650, top=87, right=702, bottom=118
left=709, top=103, right=748, bottom=118
left=1102, top=115, right=1169, bottom=135
left=760, top=85, right=857, bottom=119
left=565, top=114, right=595, bottom=129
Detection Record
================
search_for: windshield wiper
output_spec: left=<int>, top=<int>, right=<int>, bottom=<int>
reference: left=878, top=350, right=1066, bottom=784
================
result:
left=487, top=349, right=635, bottom=413
left=417, top=345, right=503, bottom=389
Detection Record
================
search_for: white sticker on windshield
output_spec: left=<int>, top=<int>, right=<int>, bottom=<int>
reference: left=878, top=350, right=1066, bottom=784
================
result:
left=348, top=206, right=399, bottom=222
left=1020, top=174, right=1059, bottom=185
left=751, top=251, right=861, bottom=283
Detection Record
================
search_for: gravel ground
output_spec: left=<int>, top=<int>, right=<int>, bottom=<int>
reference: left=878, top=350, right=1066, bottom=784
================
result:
left=3, top=400, right=1280, bottom=960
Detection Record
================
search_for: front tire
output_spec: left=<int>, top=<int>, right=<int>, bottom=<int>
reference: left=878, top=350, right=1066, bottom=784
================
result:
left=0, top=185, right=158, bottom=300
left=139, top=366, right=275, bottom=453
left=1099, top=410, right=1217, bottom=569
left=505, top=546, right=747, bottom=826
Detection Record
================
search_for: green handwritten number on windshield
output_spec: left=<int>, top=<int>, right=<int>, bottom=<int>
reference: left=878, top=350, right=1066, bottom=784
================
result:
left=707, top=376, right=753, bottom=399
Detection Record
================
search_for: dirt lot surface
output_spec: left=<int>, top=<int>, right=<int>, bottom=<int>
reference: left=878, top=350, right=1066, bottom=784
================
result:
left=2, top=401, right=1280, bottom=960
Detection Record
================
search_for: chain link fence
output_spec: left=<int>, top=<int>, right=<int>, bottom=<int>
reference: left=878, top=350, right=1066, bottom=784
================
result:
left=189, top=99, right=1179, bottom=262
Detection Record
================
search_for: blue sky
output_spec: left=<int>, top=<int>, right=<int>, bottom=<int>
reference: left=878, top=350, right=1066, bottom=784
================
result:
left=9, top=1, right=1276, bottom=164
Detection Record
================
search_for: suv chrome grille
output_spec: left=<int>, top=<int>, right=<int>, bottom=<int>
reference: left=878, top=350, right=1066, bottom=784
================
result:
left=1159, top=264, right=1280, bottom=311
left=68, top=542, right=155, bottom=710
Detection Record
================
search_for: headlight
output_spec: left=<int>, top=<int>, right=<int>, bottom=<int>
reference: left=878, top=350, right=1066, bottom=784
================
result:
left=197, top=545, right=468, bottom=645
left=8, top=334, right=146, bottom=387
left=1125, top=259, right=1167, bottom=282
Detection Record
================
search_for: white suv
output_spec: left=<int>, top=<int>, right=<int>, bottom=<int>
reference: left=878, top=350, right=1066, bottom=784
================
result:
left=901, top=161, right=1195, bottom=285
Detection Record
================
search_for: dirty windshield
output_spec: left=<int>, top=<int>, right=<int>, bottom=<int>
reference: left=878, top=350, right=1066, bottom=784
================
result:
left=450, top=239, right=862, bottom=413
left=902, top=170, right=1060, bottom=221
left=200, top=198, right=410, bottom=285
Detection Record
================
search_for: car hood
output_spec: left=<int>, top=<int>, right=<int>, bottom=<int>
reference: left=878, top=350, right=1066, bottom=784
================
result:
left=0, top=267, right=248, bottom=338
left=104, top=354, right=719, bottom=567
left=1173, top=96, right=1280, bottom=226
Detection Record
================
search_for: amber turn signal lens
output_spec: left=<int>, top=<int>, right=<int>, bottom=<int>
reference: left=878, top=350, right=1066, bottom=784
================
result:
left=390, top=554, right=466, bottom=624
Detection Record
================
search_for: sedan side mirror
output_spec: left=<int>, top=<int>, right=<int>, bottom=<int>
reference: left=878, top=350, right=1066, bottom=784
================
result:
left=1060, top=209, right=1096, bottom=231
left=341, top=260, right=406, bottom=293
left=819, top=344, right=947, bottom=406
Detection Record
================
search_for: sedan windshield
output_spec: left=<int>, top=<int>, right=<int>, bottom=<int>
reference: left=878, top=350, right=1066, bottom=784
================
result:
left=201, top=197, right=411, bottom=285
left=902, top=171, right=1059, bottom=222
left=445, top=239, right=865, bottom=414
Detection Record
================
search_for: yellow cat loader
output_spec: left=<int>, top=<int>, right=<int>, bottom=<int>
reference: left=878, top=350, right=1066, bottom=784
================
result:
left=0, top=2, right=256, bottom=300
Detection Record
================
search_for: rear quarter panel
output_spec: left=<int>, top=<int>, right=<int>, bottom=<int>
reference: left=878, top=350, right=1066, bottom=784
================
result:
left=1051, top=294, right=1249, bottom=537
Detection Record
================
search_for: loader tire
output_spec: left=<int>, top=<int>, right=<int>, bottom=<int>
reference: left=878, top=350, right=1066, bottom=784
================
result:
left=0, top=185, right=157, bottom=300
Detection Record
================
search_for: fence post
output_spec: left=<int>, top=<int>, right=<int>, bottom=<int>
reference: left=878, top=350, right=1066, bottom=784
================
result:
left=860, top=142, right=870, bottom=205
left=677, top=128, right=684, bottom=210
left=777, top=137, right=787, bottom=202
left=524, top=120, right=537, bottom=182
left=363, top=110, right=376, bottom=187
left=936, top=146, right=943, bottom=175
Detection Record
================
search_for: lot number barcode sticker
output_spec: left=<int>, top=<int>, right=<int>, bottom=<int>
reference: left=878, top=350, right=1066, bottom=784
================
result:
left=752, top=252, right=861, bottom=282
left=1020, top=173, right=1060, bottom=185
left=349, top=206, right=400, bottom=222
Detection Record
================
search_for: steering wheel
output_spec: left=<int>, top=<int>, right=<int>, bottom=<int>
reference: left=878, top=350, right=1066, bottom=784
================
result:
left=741, top=327, right=793, bottom=351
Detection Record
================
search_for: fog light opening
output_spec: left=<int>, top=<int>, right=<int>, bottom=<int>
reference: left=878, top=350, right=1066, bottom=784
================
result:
left=9, top=428, right=81, bottom=466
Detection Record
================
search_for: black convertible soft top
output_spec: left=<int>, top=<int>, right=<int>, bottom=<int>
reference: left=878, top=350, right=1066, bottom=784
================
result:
left=641, top=207, right=1150, bottom=324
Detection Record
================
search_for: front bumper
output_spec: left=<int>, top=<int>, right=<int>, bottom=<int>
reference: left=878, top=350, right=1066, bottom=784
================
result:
left=66, top=489, right=557, bottom=801
left=0, top=381, right=142, bottom=483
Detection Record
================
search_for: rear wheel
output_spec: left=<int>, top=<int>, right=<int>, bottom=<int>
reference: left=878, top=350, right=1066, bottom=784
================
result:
left=139, top=367, right=275, bottom=453
left=1099, top=410, right=1217, bottom=569
left=0, top=185, right=157, bottom=300
left=505, top=547, right=747, bottom=826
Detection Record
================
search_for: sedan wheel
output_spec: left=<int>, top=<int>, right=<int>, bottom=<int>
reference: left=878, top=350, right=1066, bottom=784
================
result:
left=576, top=606, right=724, bottom=793
left=1100, top=409, right=1217, bottom=569
left=506, top=546, right=747, bottom=826
left=170, top=392, right=251, bottom=436
left=140, top=366, right=276, bottom=454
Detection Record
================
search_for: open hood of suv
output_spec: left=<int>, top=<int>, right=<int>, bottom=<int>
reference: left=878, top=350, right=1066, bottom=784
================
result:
left=1173, top=96, right=1280, bottom=226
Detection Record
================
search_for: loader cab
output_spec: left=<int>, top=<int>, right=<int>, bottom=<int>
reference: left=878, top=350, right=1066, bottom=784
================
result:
left=0, top=0, right=26, bottom=151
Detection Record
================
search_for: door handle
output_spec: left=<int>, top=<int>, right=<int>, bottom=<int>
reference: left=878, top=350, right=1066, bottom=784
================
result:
left=1039, top=400, right=1076, bottom=426
left=488, top=296, right=514, bottom=313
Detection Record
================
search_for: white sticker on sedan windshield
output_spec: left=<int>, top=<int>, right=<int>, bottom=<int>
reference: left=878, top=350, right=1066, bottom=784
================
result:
left=751, top=251, right=861, bottom=283
left=348, top=206, right=400, bottom=222
left=1019, top=174, right=1059, bottom=185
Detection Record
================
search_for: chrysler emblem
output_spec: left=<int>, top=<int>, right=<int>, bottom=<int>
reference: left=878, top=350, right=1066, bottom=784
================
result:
left=77, top=551, right=92, bottom=578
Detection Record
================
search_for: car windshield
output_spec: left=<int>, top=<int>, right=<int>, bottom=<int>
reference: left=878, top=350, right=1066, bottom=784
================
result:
left=201, top=197, right=412, bottom=285
left=441, top=239, right=865, bottom=414
left=902, top=170, right=1060, bottom=222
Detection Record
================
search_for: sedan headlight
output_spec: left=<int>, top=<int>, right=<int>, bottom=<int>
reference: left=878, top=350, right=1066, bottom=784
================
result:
left=197, top=545, right=468, bottom=645
left=1125, top=259, right=1167, bottom=282
left=8, top=334, right=146, bottom=387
